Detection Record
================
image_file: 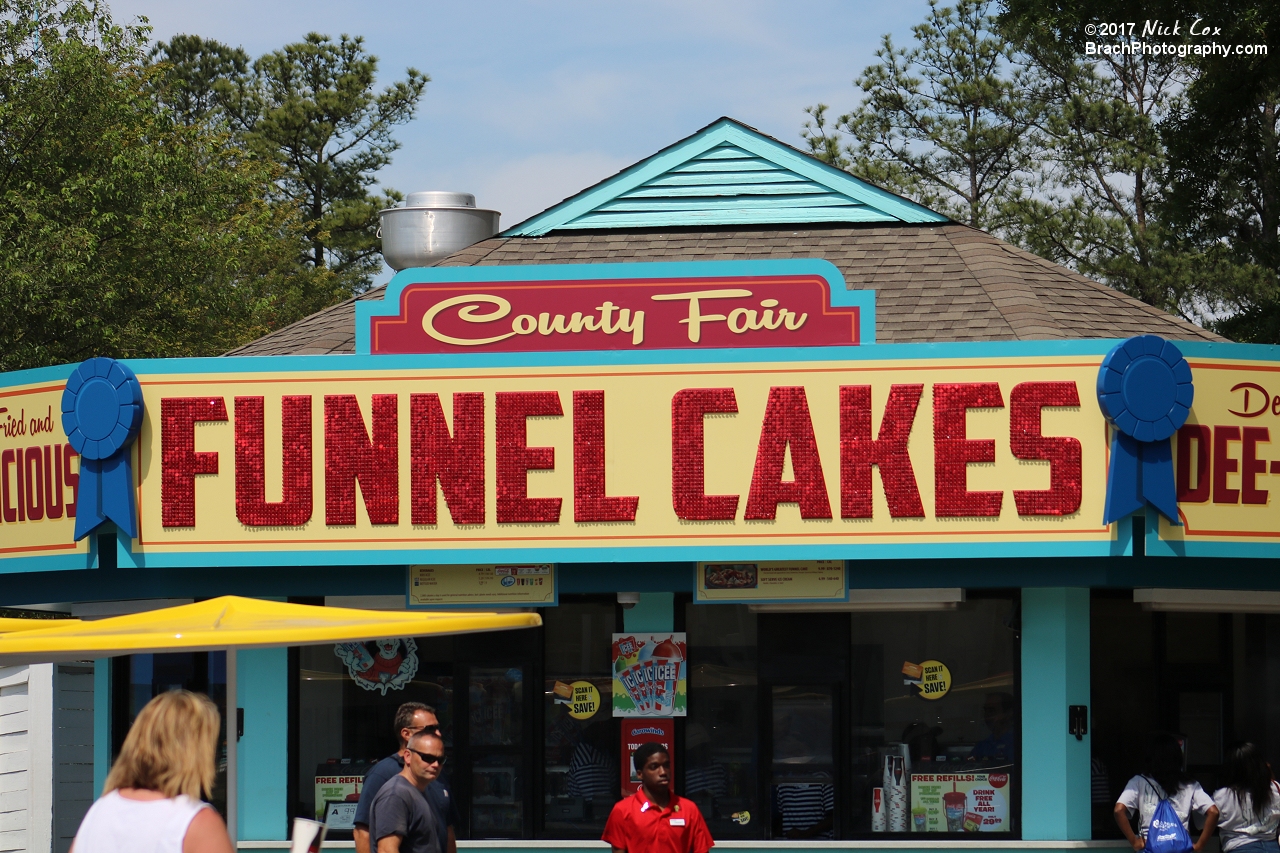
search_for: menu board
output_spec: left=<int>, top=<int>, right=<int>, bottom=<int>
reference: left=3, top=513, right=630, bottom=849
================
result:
left=694, top=560, right=846, bottom=602
left=909, top=772, right=1011, bottom=832
left=407, top=564, right=556, bottom=606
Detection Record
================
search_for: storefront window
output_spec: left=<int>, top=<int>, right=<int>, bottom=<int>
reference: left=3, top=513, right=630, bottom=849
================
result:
left=684, top=603, right=760, bottom=839
left=292, top=622, right=537, bottom=840
left=846, top=598, right=1019, bottom=836
left=1091, top=592, right=1280, bottom=840
left=111, top=652, right=228, bottom=818
left=684, top=594, right=1019, bottom=840
left=542, top=599, right=619, bottom=836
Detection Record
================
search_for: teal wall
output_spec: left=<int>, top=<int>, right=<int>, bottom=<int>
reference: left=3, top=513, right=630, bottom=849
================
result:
left=93, top=658, right=110, bottom=797
left=237, top=647, right=289, bottom=841
left=623, top=591, right=674, bottom=633
left=1020, top=588, right=1091, bottom=840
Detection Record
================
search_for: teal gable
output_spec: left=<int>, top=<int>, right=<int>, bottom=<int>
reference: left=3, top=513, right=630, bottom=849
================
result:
left=503, top=117, right=949, bottom=235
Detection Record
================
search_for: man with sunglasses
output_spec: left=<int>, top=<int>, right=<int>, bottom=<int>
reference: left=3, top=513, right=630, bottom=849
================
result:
left=355, top=703, right=458, bottom=853
left=368, top=730, right=448, bottom=853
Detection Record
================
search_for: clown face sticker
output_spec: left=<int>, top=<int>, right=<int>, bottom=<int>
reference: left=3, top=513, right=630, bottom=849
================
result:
left=335, top=637, right=419, bottom=694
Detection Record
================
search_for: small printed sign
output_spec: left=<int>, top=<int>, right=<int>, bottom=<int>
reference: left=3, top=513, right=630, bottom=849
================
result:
left=552, top=679, right=602, bottom=720
left=695, top=560, right=845, bottom=602
left=408, top=564, right=555, bottom=607
left=621, top=718, right=674, bottom=795
left=910, top=772, right=1010, bottom=832
left=902, top=659, right=951, bottom=700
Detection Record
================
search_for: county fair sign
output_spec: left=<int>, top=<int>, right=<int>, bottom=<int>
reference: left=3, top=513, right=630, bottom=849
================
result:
left=0, top=260, right=1277, bottom=571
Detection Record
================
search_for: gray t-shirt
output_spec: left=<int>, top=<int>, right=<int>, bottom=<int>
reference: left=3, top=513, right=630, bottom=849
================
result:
left=1214, top=785, right=1280, bottom=852
left=369, top=775, right=441, bottom=853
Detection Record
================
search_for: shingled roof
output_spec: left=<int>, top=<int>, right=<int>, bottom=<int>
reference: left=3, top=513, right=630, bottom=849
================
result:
left=227, top=223, right=1223, bottom=357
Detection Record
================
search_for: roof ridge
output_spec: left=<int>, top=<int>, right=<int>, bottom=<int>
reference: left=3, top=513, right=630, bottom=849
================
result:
left=940, top=225, right=1071, bottom=340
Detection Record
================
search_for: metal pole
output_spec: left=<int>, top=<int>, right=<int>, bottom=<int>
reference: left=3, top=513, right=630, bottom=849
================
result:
left=226, top=649, right=238, bottom=848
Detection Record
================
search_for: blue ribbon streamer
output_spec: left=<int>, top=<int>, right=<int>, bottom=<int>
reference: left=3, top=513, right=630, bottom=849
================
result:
left=75, top=451, right=138, bottom=540
left=1102, top=432, right=1178, bottom=526
left=61, top=357, right=143, bottom=542
left=1096, top=335, right=1193, bottom=528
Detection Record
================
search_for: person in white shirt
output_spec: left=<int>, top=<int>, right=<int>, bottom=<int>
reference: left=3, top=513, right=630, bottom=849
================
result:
left=72, top=690, right=233, bottom=853
left=1114, top=734, right=1219, bottom=852
left=1214, top=742, right=1280, bottom=853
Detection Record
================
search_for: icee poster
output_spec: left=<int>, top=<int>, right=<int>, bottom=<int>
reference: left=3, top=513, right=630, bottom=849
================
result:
left=612, top=633, right=687, bottom=717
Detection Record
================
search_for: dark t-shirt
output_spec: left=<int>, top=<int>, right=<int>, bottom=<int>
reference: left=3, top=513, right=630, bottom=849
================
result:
left=369, top=775, right=441, bottom=853
left=355, top=754, right=457, bottom=846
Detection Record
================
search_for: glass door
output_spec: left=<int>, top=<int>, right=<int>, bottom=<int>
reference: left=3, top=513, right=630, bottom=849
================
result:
left=768, top=684, right=836, bottom=839
left=462, top=665, right=528, bottom=837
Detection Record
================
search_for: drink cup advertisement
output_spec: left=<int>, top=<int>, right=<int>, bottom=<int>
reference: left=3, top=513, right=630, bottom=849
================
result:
left=621, top=718, right=675, bottom=794
left=909, top=773, right=1011, bottom=832
left=612, top=634, right=687, bottom=716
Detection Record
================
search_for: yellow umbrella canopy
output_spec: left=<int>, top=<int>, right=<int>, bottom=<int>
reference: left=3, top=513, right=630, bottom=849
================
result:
left=0, top=617, right=80, bottom=633
left=0, top=596, right=541, bottom=664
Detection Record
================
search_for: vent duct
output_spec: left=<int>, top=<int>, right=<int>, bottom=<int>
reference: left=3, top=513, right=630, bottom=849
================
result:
left=379, top=191, right=500, bottom=271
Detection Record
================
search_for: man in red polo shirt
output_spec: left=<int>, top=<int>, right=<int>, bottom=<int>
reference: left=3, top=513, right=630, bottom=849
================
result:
left=603, top=742, right=714, bottom=853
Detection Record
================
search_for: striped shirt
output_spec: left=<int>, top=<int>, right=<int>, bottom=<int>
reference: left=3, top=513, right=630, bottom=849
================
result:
left=775, top=783, right=834, bottom=838
left=567, top=742, right=616, bottom=800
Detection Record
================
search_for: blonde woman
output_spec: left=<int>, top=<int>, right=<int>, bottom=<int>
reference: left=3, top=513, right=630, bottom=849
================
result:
left=72, top=690, right=234, bottom=853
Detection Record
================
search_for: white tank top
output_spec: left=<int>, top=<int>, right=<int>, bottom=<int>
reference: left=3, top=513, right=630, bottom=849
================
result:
left=73, top=790, right=209, bottom=853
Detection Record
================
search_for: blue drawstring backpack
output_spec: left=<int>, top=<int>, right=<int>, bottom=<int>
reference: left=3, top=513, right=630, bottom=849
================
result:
left=1142, top=777, right=1193, bottom=853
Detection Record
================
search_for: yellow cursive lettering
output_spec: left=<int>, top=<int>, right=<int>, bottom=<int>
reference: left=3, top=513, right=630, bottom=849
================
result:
left=422, top=294, right=517, bottom=346
left=651, top=289, right=752, bottom=343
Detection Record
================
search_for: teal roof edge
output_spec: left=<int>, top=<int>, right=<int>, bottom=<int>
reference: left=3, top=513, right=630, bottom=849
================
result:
left=502, top=117, right=949, bottom=236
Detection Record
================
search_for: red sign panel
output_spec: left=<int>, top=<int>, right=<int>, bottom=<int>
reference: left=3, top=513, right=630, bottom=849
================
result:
left=368, top=275, right=861, bottom=354
left=621, top=718, right=674, bottom=796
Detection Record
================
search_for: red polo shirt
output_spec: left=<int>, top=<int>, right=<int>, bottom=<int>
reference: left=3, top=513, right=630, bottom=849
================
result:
left=602, top=790, right=713, bottom=853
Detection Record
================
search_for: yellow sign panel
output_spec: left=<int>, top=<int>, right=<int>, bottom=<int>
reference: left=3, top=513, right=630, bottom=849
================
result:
left=695, top=560, right=846, bottom=602
left=0, top=382, right=87, bottom=561
left=1158, top=358, right=1280, bottom=551
left=407, top=564, right=555, bottom=606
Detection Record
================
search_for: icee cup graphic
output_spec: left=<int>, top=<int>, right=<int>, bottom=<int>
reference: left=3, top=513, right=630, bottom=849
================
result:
left=648, top=638, right=686, bottom=715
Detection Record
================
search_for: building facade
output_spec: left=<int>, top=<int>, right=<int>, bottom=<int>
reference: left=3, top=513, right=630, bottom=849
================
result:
left=2, top=119, right=1278, bottom=853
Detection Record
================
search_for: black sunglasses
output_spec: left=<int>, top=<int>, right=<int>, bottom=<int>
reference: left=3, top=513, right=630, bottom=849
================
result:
left=408, top=748, right=446, bottom=766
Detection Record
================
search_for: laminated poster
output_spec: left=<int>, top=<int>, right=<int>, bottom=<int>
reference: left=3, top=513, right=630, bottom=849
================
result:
left=621, top=718, right=674, bottom=794
left=695, top=561, right=845, bottom=603
left=909, top=772, right=1011, bottom=832
left=314, top=765, right=370, bottom=828
left=407, top=564, right=555, bottom=606
left=612, top=633, right=687, bottom=716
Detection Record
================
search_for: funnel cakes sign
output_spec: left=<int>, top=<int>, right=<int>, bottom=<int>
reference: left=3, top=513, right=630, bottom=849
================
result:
left=357, top=260, right=875, bottom=354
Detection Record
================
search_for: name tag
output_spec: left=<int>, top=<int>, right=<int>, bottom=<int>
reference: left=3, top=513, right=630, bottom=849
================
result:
left=670, top=819, right=686, bottom=826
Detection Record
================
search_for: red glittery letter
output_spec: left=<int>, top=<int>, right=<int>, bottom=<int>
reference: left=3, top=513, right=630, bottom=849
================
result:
left=745, top=387, right=831, bottom=520
left=162, top=397, right=229, bottom=527
left=1009, top=381, right=1082, bottom=516
left=671, top=388, right=739, bottom=520
left=235, top=396, right=313, bottom=527
left=324, top=395, right=399, bottom=525
left=839, top=385, right=924, bottom=518
left=23, top=446, right=43, bottom=521
left=573, top=390, right=638, bottom=522
left=1, top=449, right=14, bottom=523
left=1176, top=424, right=1211, bottom=503
left=64, top=445, right=78, bottom=517
left=43, top=445, right=64, bottom=520
left=495, top=391, right=563, bottom=523
left=934, top=383, right=1004, bottom=517
left=410, top=393, right=485, bottom=525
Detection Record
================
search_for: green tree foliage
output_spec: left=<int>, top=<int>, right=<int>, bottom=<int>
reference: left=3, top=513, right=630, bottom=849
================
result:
left=0, top=0, right=342, bottom=371
left=150, top=33, right=428, bottom=294
left=998, top=0, right=1280, bottom=338
left=802, top=0, right=1041, bottom=229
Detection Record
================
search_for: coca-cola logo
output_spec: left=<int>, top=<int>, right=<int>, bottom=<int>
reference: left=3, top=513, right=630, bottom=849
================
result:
left=988, top=774, right=1009, bottom=788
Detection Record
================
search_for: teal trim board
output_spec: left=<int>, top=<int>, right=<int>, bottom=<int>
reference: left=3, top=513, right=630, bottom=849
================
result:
left=504, top=117, right=949, bottom=235
left=237, top=647, right=289, bottom=840
left=1021, top=588, right=1091, bottom=840
left=622, top=592, right=674, bottom=633
left=93, top=659, right=110, bottom=800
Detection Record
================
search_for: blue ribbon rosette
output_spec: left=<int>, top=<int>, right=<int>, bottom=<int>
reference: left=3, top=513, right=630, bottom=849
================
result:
left=1096, top=336, right=1194, bottom=526
left=61, top=357, right=144, bottom=540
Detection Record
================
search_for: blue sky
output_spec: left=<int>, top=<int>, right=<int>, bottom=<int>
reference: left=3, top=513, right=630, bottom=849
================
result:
left=110, top=0, right=934, bottom=264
